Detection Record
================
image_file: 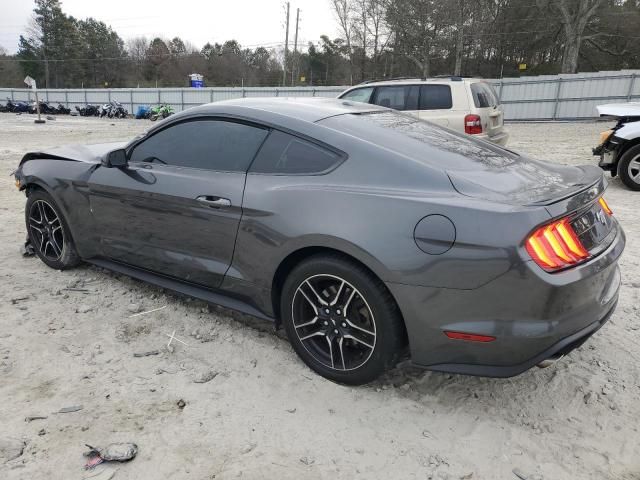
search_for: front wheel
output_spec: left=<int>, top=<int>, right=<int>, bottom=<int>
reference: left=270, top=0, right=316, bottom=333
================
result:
left=618, top=145, right=640, bottom=191
left=281, top=254, right=406, bottom=385
left=25, top=190, right=81, bottom=270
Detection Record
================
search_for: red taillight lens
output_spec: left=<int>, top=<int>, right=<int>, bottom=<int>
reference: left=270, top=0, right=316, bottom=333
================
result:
left=464, top=114, right=482, bottom=134
left=525, top=218, right=589, bottom=272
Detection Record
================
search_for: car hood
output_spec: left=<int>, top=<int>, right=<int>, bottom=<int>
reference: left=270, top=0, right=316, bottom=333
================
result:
left=20, top=141, right=126, bottom=166
left=596, top=102, right=640, bottom=118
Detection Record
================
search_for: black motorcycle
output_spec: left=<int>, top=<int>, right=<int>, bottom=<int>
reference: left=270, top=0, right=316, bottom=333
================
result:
left=6, top=98, right=30, bottom=113
left=54, top=103, right=71, bottom=115
left=75, top=105, right=99, bottom=116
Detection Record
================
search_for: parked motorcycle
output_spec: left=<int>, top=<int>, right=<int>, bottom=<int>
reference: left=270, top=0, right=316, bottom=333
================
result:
left=149, top=104, right=174, bottom=121
left=6, top=98, right=30, bottom=113
left=75, top=104, right=99, bottom=117
left=29, top=101, right=57, bottom=115
left=54, top=103, right=71, bottom=115
left=99, top=101, right=128, bottom=119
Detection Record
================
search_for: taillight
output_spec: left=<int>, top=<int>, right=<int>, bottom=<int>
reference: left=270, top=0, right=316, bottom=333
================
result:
left=464, top=114, right=482, bottom=134
left=526, top=218, right=589, bottom=272
left=526, top=196, right=613, bottom=272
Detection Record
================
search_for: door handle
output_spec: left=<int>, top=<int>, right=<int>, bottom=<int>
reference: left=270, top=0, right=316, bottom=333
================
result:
left=196, top=196, right=231, bottom=208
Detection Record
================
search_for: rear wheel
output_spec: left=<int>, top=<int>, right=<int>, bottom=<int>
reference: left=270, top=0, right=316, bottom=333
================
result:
left=281, top=254, right=405, bottom=385
left=25, top=190, right=81, bottom=270
left=618, top=145, right=640, bottom=191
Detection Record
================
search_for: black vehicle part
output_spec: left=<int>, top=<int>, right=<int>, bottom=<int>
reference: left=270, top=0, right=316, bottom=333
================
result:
left=280, top=253, right=406, bottom=385
left=617, top=144, right=640, bottom=190
left=25, top=189, right=81, bottom=269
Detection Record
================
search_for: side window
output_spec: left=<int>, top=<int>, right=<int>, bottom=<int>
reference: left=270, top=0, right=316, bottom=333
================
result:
left=341, top=87, right=374, bottom=104
left=249, top=130, right=344, bottom=175
left=129, top=119, right=268, bottom=172
left=470, top=82, right=499, bottom=108
left=419, top=85, right=453, bottom=110
left=372, top=86, right=418, bottom=111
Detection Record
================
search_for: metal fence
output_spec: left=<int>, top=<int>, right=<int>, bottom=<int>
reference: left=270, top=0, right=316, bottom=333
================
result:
left=2, top=70, right=640, bottom=120
left=488, top=70, right=640, bottom=120
left=0, top=86, right=344, bottom=116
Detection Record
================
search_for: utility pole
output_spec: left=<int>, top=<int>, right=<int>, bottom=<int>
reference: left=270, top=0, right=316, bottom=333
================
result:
left=291, top=8, right=300, bottom=86
left=282, top=2, right=290, bottom=87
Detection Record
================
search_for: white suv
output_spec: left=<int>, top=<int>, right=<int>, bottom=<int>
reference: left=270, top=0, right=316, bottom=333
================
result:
left=338, top=77, right=509, bottom=146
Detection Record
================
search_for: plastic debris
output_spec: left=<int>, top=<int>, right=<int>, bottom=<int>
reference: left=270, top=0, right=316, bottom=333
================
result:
left=84, top=443, right=138, bottom=469
left=57, top=405, right=83, bottom=414
left=20, top=237, right=35, bottom=257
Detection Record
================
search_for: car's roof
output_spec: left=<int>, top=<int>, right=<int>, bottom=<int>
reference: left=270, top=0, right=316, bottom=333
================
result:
left=178, top=97, right=386, bottom=123
left=343, top=77, right=487, bottom=89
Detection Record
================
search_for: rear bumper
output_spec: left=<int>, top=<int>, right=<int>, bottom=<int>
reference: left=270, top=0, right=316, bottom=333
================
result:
left=386, top=224, right=625, bottom=377
left=475, top=130, right=509, bottom=146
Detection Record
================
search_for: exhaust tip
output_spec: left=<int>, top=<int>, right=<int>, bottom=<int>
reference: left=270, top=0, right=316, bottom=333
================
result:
left=537, top=354, right=564, bottom=369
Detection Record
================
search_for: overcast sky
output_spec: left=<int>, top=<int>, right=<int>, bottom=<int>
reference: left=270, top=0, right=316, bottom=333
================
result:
left=0, top=0, right=338, bottom=54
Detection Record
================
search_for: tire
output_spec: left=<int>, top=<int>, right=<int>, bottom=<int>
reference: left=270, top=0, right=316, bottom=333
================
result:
left=281, top=254, right=406, bottom=385
left=25, top=189, right=81, bottom=270
left=618, top=144, right=640, bottom=191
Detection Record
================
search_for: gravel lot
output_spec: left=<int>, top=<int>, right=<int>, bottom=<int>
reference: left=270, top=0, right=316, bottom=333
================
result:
left=0, top=113, right=638, bottom=480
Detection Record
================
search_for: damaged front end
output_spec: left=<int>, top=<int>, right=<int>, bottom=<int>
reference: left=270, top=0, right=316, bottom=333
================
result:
left=593, top=131, right=624, bottom=177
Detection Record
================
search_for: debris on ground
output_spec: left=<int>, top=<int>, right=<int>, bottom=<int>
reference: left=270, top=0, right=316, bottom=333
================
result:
left=132, top=350, right=160, bottom=358
left=193, top=370, right=218, bottom=383
left=129, top=305, right=167, bottom=318
left=57, top=405, right=83, bottom=414
left=24, top=415, right=47, bottom=422
left=19, top=238, right=35, bottom=257
left=176, top=399, right=186, bottom=409
left=84, top=442, right=138, bottom=469
left=10, top=296, right=29, bottom=304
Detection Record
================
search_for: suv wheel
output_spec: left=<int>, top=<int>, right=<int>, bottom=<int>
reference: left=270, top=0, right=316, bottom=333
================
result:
left=618, top=145, right=640, bottom=191
left=281, top=254, right=405, bottom=385
left=25, top=190, right=81, bottom=270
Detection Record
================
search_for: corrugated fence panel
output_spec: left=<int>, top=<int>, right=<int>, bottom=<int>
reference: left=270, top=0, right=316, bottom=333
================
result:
left=1, top=75, right=638, bottom=120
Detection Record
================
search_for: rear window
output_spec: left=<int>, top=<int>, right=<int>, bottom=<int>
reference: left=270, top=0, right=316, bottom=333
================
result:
left=372, top=86, right=419, bottom=111
left=249, top=130, right=344, bottom=175
left=471, top=82, right=499, bottom=108
left=341, top=87, right=374, bottom=104
left=419, top=85, right=452, bottom=110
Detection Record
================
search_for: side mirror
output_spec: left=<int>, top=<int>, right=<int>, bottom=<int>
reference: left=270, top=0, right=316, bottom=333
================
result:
left=103, top=148, right=127, bottom=168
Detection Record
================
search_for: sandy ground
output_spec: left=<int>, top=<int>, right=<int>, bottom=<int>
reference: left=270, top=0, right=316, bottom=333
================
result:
left=0, top=113, right=639, bottom=480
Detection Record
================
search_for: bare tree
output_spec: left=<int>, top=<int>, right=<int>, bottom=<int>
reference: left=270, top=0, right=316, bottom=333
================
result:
left=331, top=0, right=355, bottom=83
left=539, top=0, right=605, bottom=73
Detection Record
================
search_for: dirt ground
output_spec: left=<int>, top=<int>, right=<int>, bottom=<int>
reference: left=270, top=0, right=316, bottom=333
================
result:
left=0, top=113, right=638, bottom=480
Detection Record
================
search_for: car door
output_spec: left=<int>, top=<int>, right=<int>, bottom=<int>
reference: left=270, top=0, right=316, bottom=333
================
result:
left=87, top=118, right=269, bottom=289
left=371, top=85, right=419, bottom=116
left=415, top=84, right=456, bottom=129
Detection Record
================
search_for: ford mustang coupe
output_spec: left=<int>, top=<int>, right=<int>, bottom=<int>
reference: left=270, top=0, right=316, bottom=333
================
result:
left=14, top=98, right=624, bottom=385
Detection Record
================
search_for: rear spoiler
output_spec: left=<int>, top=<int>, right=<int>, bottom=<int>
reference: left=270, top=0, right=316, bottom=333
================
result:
left=542, top=172, right=606, bottom=220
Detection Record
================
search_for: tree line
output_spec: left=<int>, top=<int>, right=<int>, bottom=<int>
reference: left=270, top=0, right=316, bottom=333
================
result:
left=1, top=0, right=639, bottom=89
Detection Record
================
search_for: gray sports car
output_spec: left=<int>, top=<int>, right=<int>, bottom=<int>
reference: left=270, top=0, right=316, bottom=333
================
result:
left=14, top=98, right=624, bottom=385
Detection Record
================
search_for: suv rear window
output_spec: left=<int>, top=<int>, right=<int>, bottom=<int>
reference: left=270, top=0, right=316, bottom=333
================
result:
left=372, top=86, right=419, bottom=111
left=471, top=82, right=499, bottom=108
left=419, top=85, right=452, bottom=110
left=249, top=130, right=344, bottom=175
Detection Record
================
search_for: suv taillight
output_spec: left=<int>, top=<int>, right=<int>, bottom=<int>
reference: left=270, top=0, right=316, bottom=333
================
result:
left=464, top=114, right=482, bottom=134
left=525, top=217, right=590, bottom=272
